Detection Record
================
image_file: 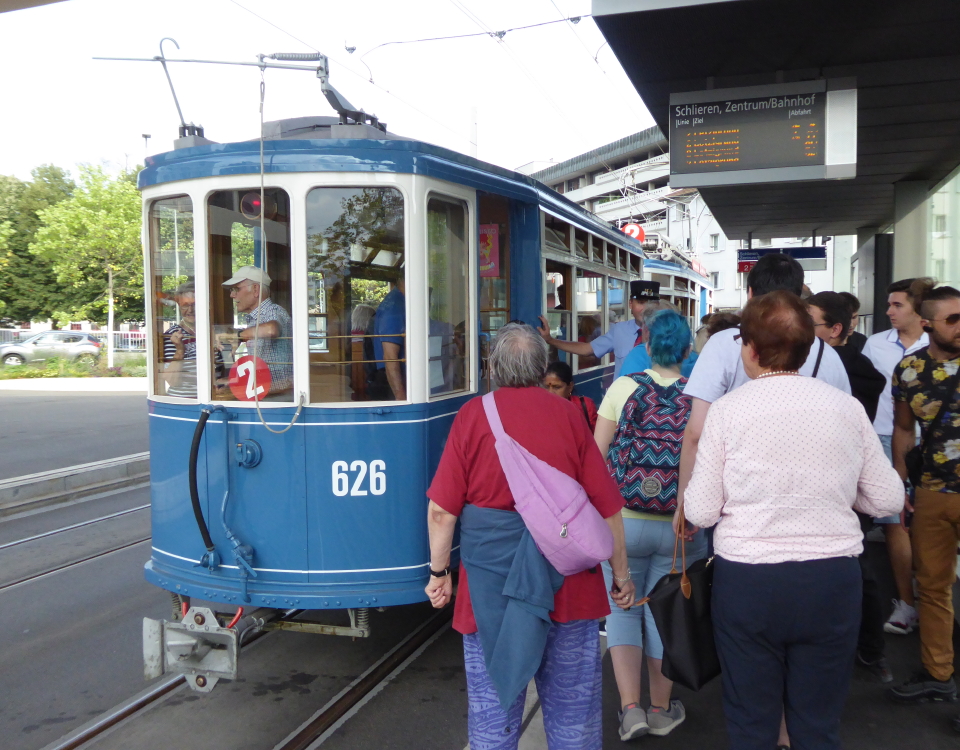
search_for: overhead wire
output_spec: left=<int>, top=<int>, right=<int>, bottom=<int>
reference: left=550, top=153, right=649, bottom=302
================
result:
left=445, top=0, right=614, bottom=170
left=227, top=0, right=473, bottom=146
left=543, top=0, right=651, bottom=135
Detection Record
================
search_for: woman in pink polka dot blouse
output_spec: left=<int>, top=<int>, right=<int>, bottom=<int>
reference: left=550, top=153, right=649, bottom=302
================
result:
left=684, top=291, right=904, bottom=750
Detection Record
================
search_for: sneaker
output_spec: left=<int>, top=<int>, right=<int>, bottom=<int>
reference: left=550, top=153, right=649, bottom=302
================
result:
left=857, top=652, right=894, bottom=683
left=618, top=703, right=648, bottom=741
left=646, top=699, right=685, bottom=737
left=888, top=670, right=958, bottom=703
left=884, top=599, right=918, bottom=635
left=599, top=619, right=607, bottom=638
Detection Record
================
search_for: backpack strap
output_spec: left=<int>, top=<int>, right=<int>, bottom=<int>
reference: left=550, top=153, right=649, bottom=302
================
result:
left=812, top=337, right=825, bottom=378
left=482, top=392, right=508, bottom=441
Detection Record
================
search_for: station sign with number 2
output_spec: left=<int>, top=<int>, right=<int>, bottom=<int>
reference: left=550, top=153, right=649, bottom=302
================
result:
left=332, top=460, right=386, bottom=496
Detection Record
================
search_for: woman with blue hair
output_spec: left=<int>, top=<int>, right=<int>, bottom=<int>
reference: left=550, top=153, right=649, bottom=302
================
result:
left=594, top=309, right=709, bottom=740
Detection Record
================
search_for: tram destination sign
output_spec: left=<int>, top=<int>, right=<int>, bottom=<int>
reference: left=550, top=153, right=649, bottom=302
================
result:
left=669, top=80, right=857, bottom=188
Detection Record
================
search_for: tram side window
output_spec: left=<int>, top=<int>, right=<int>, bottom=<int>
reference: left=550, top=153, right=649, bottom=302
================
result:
left=149, top=196, right=197, bottom=399
left=305, top=187, right=405, bottom=403
left=427, top=197, right=469, bottom=397
left=208, top=189, right=293, bottom=403
left=575, top=269, right=602, bottom=370
left=544, top=260, right=572, bottom=366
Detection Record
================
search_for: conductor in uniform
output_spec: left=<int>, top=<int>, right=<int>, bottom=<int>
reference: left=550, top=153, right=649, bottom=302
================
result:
left=538, top=280, right=660, bottom=378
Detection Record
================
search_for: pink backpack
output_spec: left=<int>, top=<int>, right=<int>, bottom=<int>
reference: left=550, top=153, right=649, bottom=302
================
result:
left=482, top=392, right=614, bottom=576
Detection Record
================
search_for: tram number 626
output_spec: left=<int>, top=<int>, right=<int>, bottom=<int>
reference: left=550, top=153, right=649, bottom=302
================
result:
left=332, top=460, right=386, bottom=497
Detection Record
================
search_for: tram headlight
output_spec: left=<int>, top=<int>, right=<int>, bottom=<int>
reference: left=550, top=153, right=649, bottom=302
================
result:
left=240, top=191, right=277, bottom=221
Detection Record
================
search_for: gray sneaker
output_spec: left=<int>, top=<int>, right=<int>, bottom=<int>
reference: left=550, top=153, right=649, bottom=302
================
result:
left=646, top=699, right=686, bottom=736
left=618, top=704, right=648, bottom=741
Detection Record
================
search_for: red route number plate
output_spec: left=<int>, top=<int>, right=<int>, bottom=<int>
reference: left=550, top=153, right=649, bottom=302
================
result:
left=229, top=355, right=272, bottom=401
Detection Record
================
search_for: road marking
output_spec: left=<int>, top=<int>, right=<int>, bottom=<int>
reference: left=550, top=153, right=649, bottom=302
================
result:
left=0, top=504, right=150, bottom=551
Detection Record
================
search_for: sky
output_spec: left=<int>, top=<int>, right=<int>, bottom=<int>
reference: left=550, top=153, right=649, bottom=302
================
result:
left=0, top=0, right=655, bottom=181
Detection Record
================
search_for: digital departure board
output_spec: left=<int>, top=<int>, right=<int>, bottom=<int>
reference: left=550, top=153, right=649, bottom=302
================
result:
left=669, top=80, right=857, bottom=188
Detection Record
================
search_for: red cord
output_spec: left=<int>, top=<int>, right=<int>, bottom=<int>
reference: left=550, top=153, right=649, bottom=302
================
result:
left=227, top=607, right=244, bottom=629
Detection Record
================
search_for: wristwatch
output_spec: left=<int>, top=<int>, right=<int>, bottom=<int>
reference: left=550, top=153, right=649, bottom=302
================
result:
left=430, top=567, right=451, bottom=578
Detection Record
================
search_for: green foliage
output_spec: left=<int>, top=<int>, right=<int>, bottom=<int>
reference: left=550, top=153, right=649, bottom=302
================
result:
left=0, top=166, right=75, bottom=322
left=30, top=166, right=144, bottom=325
left=0, top=354, right=145, bottom=379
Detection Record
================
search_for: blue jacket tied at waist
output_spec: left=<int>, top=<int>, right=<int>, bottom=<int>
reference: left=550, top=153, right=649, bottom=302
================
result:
left=460, top=504, right=565, bottom=709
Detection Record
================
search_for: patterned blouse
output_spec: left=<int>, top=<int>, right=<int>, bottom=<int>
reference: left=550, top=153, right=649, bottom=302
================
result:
left=893, top=349, right=960, bottom=493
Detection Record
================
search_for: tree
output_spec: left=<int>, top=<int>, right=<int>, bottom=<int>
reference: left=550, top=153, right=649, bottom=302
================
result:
left=0, top=166, right=75, bottom=323
left=30, top=166, right=143, bottom=365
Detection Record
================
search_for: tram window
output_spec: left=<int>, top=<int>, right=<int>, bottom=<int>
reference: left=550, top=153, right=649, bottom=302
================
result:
left=148, top=196, right=197, bottom=399
left=427, top=197, right=469, bottom=397
left=305, top=186, right=405, bottom=403
left=574, top=229, right=589, bottom=260
left=545, top=260, right=572, bottom=366
left=575, top=269, right=602, bottom=370
left=479, top=195, right=511, bottom=392
left=208, top=188, right=293, bottom=403
left=609, top=278, right=627, bottom=323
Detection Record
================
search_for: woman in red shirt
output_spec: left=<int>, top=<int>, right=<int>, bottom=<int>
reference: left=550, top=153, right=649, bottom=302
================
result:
left=542, top=360, right=598, bottom=433
left=425, top=323, right=633, bottom=750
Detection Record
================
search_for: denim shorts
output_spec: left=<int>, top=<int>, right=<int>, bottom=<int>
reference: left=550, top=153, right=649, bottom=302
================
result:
left=876, top=435, right=899, bottom=524
left=601, top=516, right=708, bottom=659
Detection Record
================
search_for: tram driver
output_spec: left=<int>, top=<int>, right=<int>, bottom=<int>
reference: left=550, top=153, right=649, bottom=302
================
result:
left=222, top=266, right=293, bottom=398
left=538, top=280, right=660, bottom=378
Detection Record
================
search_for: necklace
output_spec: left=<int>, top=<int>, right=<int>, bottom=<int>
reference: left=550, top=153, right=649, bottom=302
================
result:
left=756, top=370, right=799, bottom=379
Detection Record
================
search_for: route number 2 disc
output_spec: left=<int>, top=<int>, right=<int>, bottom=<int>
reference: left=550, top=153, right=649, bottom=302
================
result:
left=229, top=355, right=272, bottom=401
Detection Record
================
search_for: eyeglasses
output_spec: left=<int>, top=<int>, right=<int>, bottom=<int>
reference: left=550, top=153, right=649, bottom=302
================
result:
left=812, top=323, right=832, bottom=328
left=929, top=314, right=960, bottom=326
left=733, top=333, right=743, bottom=343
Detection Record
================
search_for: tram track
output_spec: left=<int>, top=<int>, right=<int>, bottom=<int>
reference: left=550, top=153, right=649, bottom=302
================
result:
left=0, top=503, right=150, bottom=551
left=43, top=605, right=453, bottom=750
left=0, top=536, right=152, bottom=593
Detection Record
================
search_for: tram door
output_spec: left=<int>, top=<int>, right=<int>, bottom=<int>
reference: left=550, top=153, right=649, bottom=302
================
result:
left=203, top=187, right=308, bottom=576
left=545, top=259, right=573, bottom=366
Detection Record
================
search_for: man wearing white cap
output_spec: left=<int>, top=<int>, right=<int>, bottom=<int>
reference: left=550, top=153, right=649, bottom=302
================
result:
left=222, top=266, right=293, bottom=397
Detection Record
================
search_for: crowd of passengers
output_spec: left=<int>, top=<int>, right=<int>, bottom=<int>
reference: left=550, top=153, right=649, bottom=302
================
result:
left=425, top=253, right=960, bottom=750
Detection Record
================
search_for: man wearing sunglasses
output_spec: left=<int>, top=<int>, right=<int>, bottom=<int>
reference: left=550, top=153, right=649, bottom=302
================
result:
left=888, top=285, right=960, bottom=717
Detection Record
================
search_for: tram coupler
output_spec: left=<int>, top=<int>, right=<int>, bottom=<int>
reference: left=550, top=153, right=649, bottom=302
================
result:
left=143, top=606, right=239, bottom=692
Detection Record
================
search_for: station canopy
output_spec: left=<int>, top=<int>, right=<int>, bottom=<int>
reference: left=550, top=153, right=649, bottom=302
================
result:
left=593, top=0, right=960, bottom=239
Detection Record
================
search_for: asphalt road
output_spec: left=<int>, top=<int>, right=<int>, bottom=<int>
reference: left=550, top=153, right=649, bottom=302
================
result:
left=0, top=391, right=149, bottom=480
left=6, top=485, right=960, bottom=750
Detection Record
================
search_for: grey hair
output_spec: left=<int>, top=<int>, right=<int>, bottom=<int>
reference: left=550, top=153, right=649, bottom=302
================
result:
left=489, top=323, right=548, bottom=388
left=641, top=299, right=679, bottom=327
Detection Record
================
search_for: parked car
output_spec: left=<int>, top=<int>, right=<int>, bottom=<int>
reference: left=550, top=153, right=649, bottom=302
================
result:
left=0, top=331, right=102, bottom=366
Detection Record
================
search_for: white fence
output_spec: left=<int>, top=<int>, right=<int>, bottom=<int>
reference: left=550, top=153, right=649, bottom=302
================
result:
left=0, top=329, right=148, bottom=351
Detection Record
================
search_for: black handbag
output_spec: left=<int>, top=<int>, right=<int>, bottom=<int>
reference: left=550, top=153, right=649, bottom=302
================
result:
left=637, top=515, right=720, bottom=691
left=905, top=369, right=960, bottom=486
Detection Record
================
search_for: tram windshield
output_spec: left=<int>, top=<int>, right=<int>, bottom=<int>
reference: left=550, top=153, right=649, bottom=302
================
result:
left=305, top=186, right=406, bottom=403
left=149, top=196, right=197, bottom=398
left=208, top=188, right=293, bottom=403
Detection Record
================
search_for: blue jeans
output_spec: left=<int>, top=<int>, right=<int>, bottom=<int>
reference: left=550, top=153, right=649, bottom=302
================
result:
left=601, top=516, right=708, bottom=659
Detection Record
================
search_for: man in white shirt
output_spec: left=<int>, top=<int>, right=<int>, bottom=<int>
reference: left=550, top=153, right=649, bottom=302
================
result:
left=861, top=278, right=932, bottom=637
left=678, top=255, right=851, bottom=503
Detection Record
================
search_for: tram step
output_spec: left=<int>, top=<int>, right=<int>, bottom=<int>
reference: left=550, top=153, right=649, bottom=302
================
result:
left=0, top=452, right=150, bottom=516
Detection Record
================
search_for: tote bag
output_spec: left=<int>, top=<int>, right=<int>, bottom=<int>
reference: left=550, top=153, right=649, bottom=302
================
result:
left=639, top=515, right=720, bottom=691
left=482, top=392, right=613, bottom=576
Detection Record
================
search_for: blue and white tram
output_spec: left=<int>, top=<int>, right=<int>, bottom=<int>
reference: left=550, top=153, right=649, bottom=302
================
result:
left=140, top=118, right=644, bottom=685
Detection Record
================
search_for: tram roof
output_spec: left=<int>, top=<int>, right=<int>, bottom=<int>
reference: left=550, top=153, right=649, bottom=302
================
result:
left=593, top=0, right=960, bottom=240
left=139, top=137, right=645, bottom=256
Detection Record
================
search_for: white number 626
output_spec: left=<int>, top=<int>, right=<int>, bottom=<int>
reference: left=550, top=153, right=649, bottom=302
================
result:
left=332, top=460, right=386, bottom=497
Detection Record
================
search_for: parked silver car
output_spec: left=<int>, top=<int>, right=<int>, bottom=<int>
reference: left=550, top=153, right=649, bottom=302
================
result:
left=0, top=331, right=102, bottom=366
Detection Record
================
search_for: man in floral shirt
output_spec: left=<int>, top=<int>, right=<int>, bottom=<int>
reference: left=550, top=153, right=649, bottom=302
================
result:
left=888, top=285, right=960, bottom=720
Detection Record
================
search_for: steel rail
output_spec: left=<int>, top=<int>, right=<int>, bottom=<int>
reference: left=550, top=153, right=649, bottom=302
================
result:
left=0, top=537, right=151, bottom=593
left=275, top=606, right=453, bottom=750
left=45, top=611, right=302, bottom=750
left=0, top=504, right=150, bottom=551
